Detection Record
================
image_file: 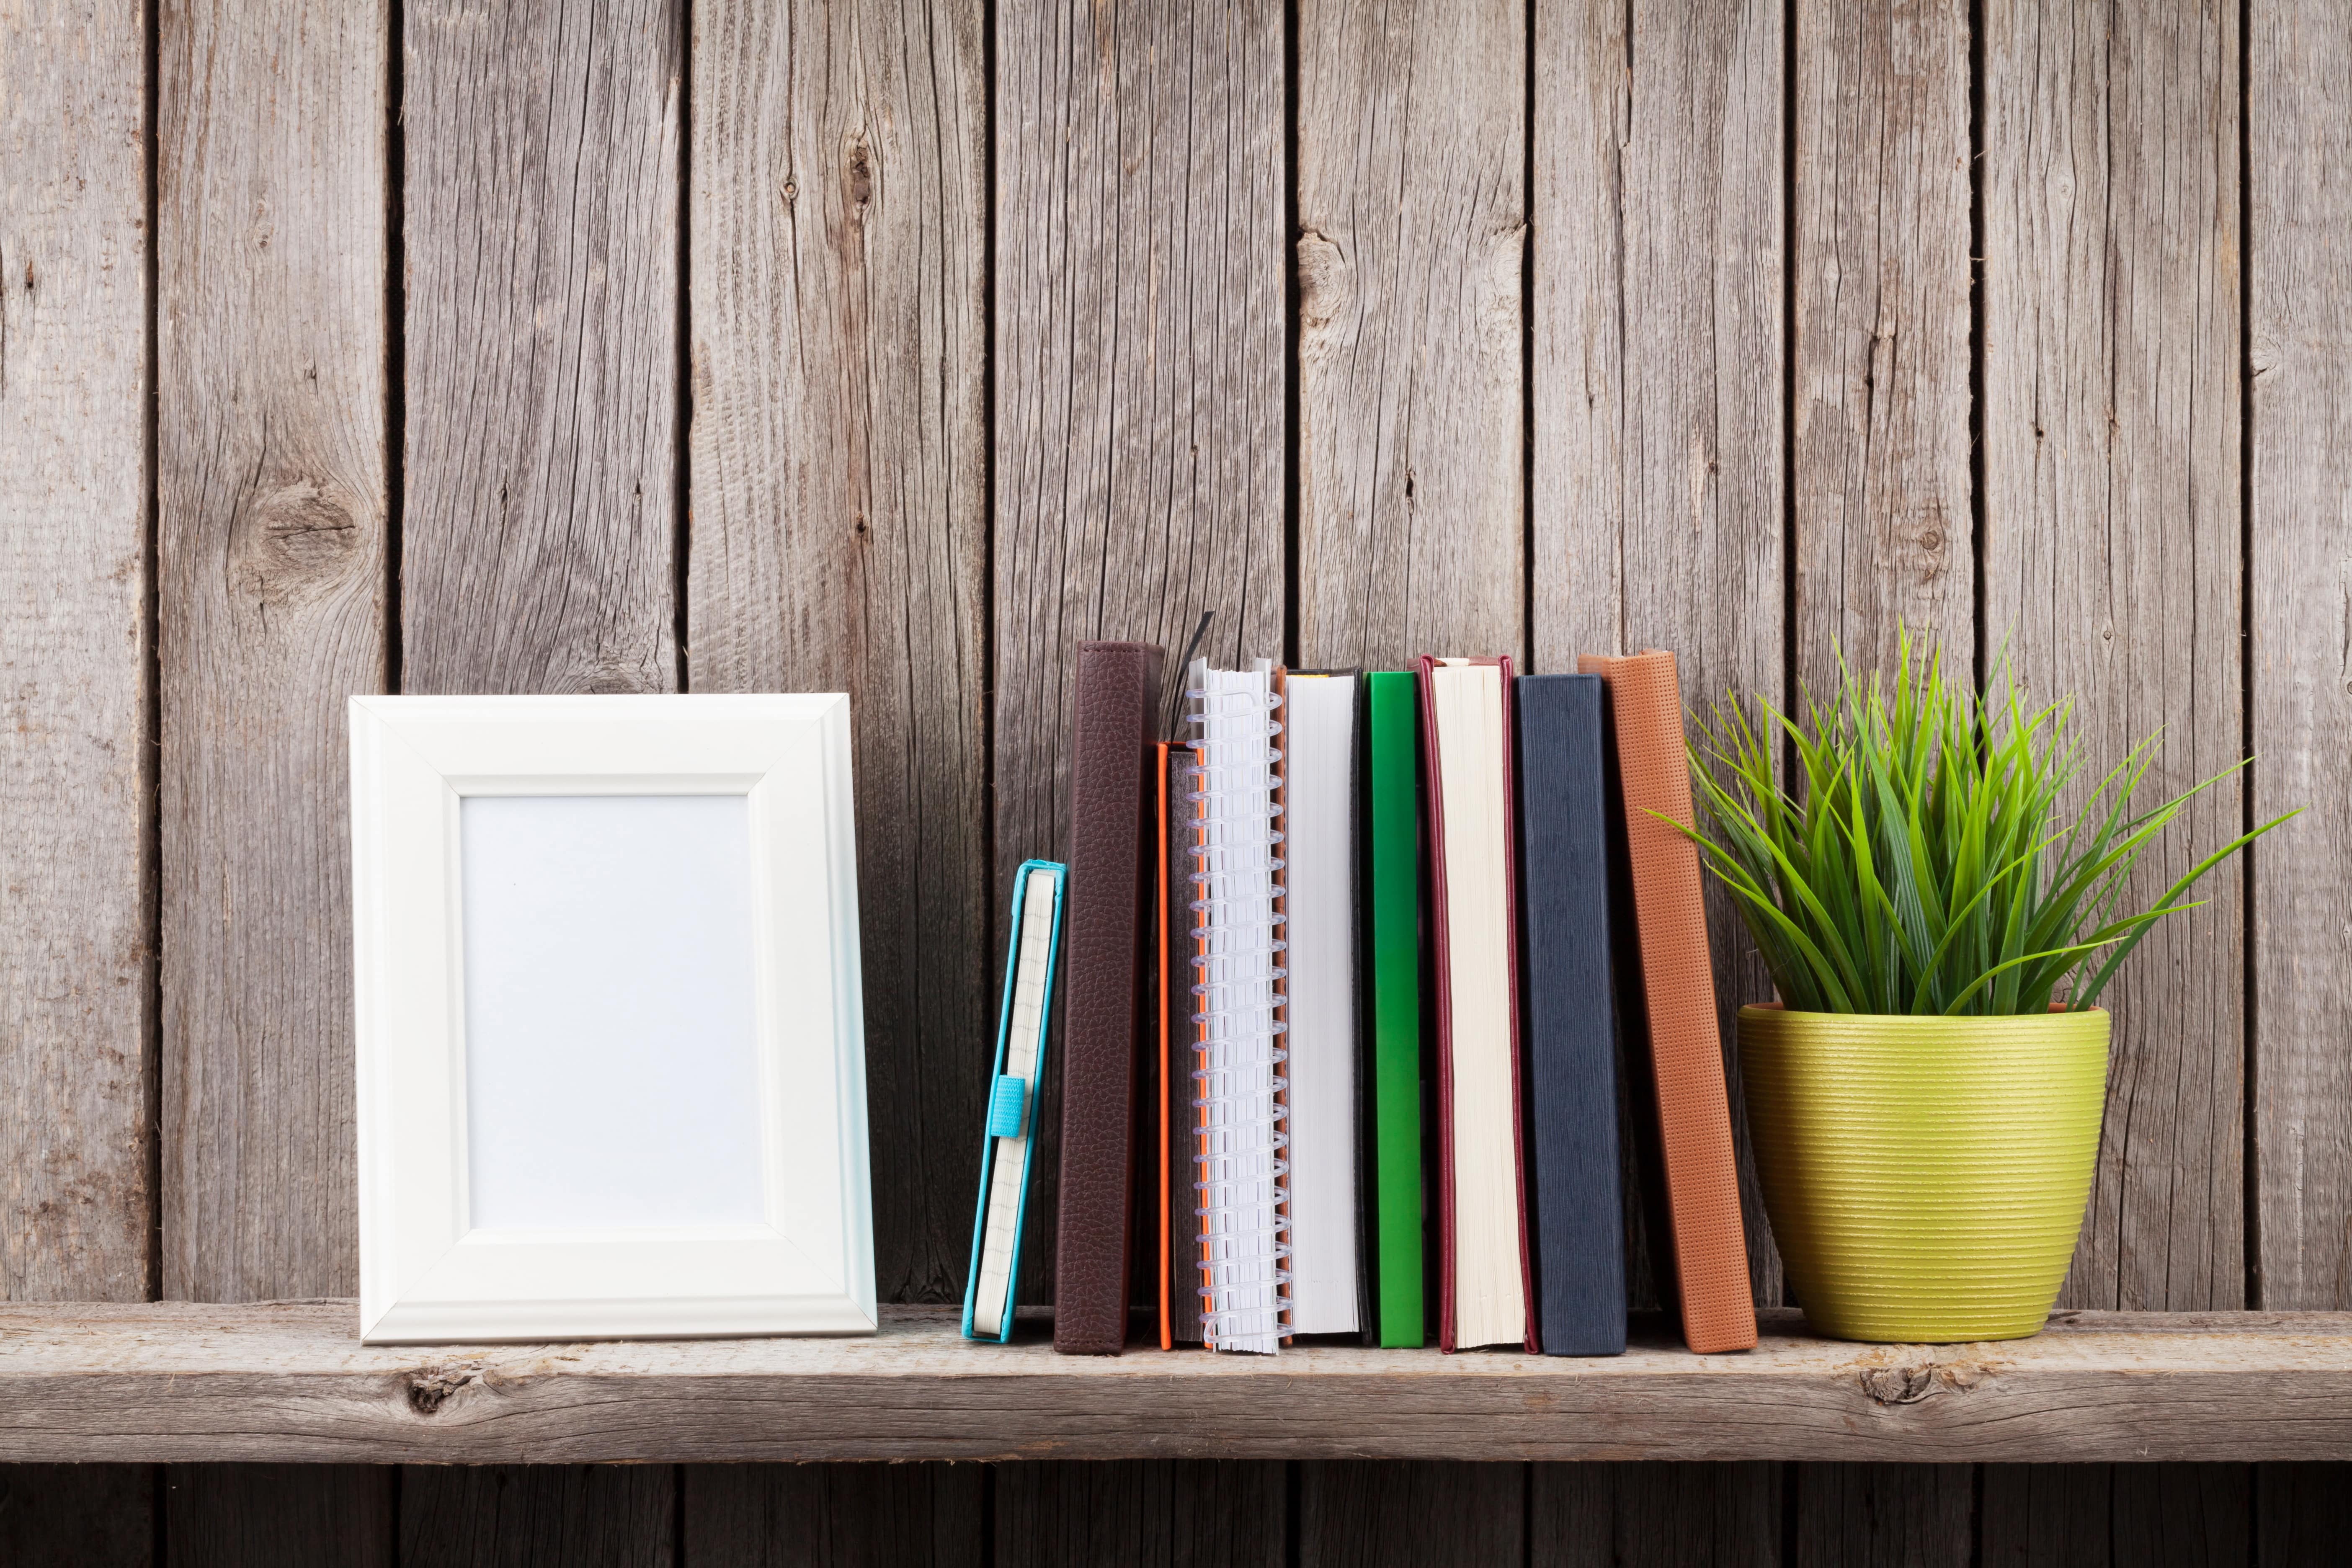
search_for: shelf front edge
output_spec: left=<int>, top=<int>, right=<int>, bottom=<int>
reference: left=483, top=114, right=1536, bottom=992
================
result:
left=4, top=1302, right=2349, bottom=1464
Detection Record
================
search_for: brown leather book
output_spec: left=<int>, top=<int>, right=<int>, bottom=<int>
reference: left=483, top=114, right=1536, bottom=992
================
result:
left=1054, top=640, right=1166, bottom=1354
left=1577, top=649, right=1758, bottom=1354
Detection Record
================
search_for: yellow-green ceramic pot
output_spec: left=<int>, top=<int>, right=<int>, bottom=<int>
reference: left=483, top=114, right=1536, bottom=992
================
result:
left=1737, top=1004, right=2108, bottom=1344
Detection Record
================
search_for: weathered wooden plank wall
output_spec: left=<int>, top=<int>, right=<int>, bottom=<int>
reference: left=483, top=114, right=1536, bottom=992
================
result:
left=2252, top=0, right=2352, bottom=1320
left=4, top=0, right=2351, bottom=1561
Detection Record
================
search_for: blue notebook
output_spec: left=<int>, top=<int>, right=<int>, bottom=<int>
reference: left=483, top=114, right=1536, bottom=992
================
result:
left=1513, top=675, right=1627, bottom=1355
left=962, top=860, right=1068, bottom=1341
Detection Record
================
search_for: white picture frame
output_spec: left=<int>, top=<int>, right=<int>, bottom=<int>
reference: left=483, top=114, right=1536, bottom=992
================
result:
left=348, top=694, right=875, bottom=1344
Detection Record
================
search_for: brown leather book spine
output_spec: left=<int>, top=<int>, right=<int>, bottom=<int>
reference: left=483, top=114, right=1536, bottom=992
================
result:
left=1578, top=649, right=1759, bottom=1354
left=1055, top=640, right=1166, bottom=1354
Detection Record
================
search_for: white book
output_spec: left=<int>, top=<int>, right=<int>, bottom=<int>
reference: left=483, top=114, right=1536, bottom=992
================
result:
left=1427, top=658, right=1527, bottom=1351
left=1282, top=673, right=1361, bottom=1335
left=1187, top=658, right=1289, bottom=1354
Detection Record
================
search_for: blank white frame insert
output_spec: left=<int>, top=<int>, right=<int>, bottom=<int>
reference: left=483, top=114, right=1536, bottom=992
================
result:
left=458, top=794, right=765, bottom=1232
left=350, top=694, right=875, bottom=1344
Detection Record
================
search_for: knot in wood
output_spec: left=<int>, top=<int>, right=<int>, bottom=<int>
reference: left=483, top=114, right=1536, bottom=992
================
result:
left=847, top=138, right=873, bottom=207
left=1860, top=1364, right=1938, bottom=1405
left=1859, top=1359, right=1986, bottom=1407
left=1295, top=228, right=1346, bottom=328
left=232, top=476, right=367, bottom=608
left=405, top=1360, right=487, bottom=1417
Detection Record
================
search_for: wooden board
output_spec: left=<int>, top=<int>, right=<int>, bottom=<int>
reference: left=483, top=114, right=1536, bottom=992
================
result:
left=1532, top=0, right=1787, bottom=1309
left=399, top=1466, right=673, bottom=1566
left=997, top=1460, right=1284, bottom=1568
left=1981, top=1465, right=2249, bottom=1566
left=0, top=0, right=153, bottom=1303
left=397, top=7, right=686, bottom=1554
left=2255, top=1465, right=2352, bottom=1565
left=1296, top=0, right=1526, bottom=668
left=0, top=1464, right=152, bottom=1567
left=400, top=0, right=680, bottom=695
left=5, top=1302, right=2352, bottom=1465
left=691, top=0, right=990, bottom=1306
left=990, top=0, right=1285, bottom=1309
left=1982, top=0, right=2245, bottom=1313
left=1530, top=1462, right=1779, bottom=1568
left=2250, top=0, right=2352, bottom=1315
left=1786, top=7, right=1975, bottom=1560
left=164, top=1464, right=390, bottom=1568
left=1300, top=1462, right=1522, bottom=1567
left=1792, top=1463, right=1972, bottom=1567
left=686, top=1463, right=983, bottom=1568
left=1791, top=0, right=1973, bottom=681
left=155, top=0, right=389, bottom=1302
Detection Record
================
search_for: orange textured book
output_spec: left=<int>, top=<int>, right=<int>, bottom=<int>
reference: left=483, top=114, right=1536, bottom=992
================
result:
left=1578, top=649, right=1758, bottom=1354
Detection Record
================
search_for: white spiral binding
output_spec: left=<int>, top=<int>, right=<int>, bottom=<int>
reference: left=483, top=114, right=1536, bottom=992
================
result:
left=1183, top=660, right=1291, bottom=1354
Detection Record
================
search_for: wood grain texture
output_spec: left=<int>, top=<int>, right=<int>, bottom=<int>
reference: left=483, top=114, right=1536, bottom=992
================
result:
left=0, top=1464, right=152, bottom=1566
left=997, top=1460, right=1283, bottom=1568
left=1300, top=1461, right=1522, bottom=1568
left=1982, top=0, right=2245, bottom=1312
left=1296, top=0, right=1525, bottom=668
left=400, top=0, right=680, bottom=696
left=993, top=0, right=1285, bottom=1302
left=1792, top=1463, right=1970, bottom=1567
left=692, top=0, right=989, bottom=1305
left=1982, top=1465, right=2249, bottom=1567
left=686, top=1463, right=982, bottom=1568
left=398, top=11, right=683, bottom=1556
left=1787, top=10, right=1970, bottom=1544
left=164, top=1464, right=390, bottom=1568
left=1533, top=0, right=1788, bottom=1306
left=2255, top=1465, right=2352, bottom=1566
left=8, top=1302, right=2352, bottom=1465
left=2250, top=0, right=2352, bottom=1314
left=400, top=1465, right=673, bottom=1567
left=1532, top=1462, right=1779, bottom=1568
left=155, top=0, right=388, bottom=1301
left=0, top=0, right=153, bottom=1301
left=1792, top=0, right=1972, bottom=678
left=1529, top=0, right=1625, bottom=677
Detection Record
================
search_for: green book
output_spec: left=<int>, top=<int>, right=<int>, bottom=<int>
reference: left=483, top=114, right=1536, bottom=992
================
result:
left=1363, top=671, right=1428, bottom=1347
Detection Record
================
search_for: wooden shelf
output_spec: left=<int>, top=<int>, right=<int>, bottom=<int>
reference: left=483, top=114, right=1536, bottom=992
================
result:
left=5, top=1301, right=2348, bottom=1465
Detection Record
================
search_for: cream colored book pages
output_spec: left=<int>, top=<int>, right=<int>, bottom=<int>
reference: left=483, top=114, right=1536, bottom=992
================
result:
left=971, top=866, right=1061, bottom=1338
left=1190, top=659, right=1289, bottom=1355
left=1283, top=673, right=1359, bottom=1334
left=1430, top=659, right=1525, bottom=1350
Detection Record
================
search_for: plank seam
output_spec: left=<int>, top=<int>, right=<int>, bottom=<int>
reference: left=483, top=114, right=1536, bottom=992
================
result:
left=385, top=0, right=407, bottom=700
left=142, top=0, right=165, bottom=1312
left=1968, top=0, right=1988, bottom=693
left=1285, top=0, right=1302, bottom=671
left=2237, top=0, right=2260, bottom=1317
left=672, top=0, right=692, bottom=696
left=1520, top=0, right=1535, bottom=672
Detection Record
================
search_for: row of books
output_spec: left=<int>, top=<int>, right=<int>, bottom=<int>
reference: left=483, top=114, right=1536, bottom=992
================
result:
left=964, top=640, right=1759, bottom=1357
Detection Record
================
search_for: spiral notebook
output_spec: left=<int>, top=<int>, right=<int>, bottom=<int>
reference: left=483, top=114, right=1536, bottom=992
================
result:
left=1180, top=658, right=1292, bottom=1354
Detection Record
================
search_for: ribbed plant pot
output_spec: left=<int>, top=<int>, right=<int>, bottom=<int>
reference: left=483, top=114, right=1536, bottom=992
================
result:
left=1736, top=1004, right=2108, bottom=1344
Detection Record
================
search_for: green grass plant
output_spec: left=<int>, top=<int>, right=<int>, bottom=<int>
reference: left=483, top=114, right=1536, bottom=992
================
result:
left=1679, top=632, right=2297, bottom=1016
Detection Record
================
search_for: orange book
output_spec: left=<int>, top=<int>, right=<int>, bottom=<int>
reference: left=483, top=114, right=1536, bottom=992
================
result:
left=1578, top=649, right=1757, bottom=1354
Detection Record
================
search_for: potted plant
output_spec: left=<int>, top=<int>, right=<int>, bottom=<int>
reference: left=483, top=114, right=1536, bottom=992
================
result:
left=1680, top=635, right=2294, bottom=1344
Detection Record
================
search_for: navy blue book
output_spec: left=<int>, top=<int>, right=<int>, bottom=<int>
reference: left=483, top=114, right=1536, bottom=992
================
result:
left=1512, top=673, right=1628, bottom=1355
